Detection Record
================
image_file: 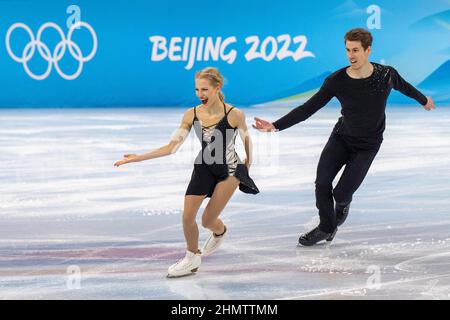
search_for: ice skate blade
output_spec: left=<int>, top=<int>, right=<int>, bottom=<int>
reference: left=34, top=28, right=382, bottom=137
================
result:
left=297, top=239, right=332, bottom=247
left=297, top=240, right=326, bottom=247
left=166, top=268, right=199, bottom=279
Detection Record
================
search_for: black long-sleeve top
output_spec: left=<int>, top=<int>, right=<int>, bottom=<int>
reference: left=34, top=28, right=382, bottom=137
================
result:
left=273, top=63, right=427, bottom=143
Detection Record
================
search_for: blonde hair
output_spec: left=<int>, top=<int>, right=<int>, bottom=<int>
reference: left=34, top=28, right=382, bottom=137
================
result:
left=195, top=67, right=225, bottom=102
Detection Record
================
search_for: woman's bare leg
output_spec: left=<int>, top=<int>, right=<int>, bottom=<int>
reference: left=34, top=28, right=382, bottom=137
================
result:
left=202, top=176, right=240, bottom=234
left=183, top=195, right=206, bottom=253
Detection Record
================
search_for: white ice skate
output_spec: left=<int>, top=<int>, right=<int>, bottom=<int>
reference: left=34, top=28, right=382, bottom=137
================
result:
left=202, top=225, right=227, bottom=256
left=167, top=250, right=201, bottom=278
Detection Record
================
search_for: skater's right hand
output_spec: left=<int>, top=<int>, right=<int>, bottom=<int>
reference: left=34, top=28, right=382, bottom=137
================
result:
left=252, top=117, right=276, bottom=132
left=114, top=154, right=138, bottom=167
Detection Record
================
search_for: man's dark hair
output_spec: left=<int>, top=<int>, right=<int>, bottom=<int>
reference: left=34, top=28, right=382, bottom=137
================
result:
left=345, top=28, right=373, bottom=50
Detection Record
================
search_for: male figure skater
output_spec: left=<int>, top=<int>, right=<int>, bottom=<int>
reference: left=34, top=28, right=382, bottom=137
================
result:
left=253, top=28, right=436, bottom=246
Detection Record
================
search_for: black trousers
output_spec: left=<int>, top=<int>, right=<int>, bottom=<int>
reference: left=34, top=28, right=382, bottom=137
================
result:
left=316, top=133, right=381, bottom=233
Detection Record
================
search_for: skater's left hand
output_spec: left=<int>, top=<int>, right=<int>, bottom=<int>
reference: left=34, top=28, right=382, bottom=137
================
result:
left=423, top=96, right=436, bottom=111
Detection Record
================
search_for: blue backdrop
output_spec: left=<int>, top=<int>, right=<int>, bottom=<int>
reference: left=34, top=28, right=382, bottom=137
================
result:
left=0, top=0, right=449, bottom=107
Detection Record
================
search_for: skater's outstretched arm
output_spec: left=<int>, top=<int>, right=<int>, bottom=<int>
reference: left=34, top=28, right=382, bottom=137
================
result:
left=114, top=108, right=194, bottom=167
left=390, top=67, right=435, bottom=111
left=252, top=79, right=335, bottom=132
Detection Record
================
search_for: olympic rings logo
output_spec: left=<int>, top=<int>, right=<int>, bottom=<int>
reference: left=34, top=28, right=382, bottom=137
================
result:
left=5, top=21, right=97, bottom=80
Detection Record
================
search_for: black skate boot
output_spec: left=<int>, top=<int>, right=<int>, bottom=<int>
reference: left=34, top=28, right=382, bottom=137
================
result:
left=298, top=226, right=337, bottom=246
left=336, top=203, right=351, bottom=227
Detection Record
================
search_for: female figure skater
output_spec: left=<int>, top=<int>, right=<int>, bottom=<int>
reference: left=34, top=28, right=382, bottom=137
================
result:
left=114, top=67, right=259, bottom=277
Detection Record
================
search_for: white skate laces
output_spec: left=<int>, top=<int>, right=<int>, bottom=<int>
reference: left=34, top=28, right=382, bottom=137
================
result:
left=167, top=250, right=201, bottom=278
left=202, top=225, right=227, bottom=256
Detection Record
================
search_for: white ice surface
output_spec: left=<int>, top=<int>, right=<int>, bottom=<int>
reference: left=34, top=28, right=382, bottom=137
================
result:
left=0, top=106, right=449, bottom=300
